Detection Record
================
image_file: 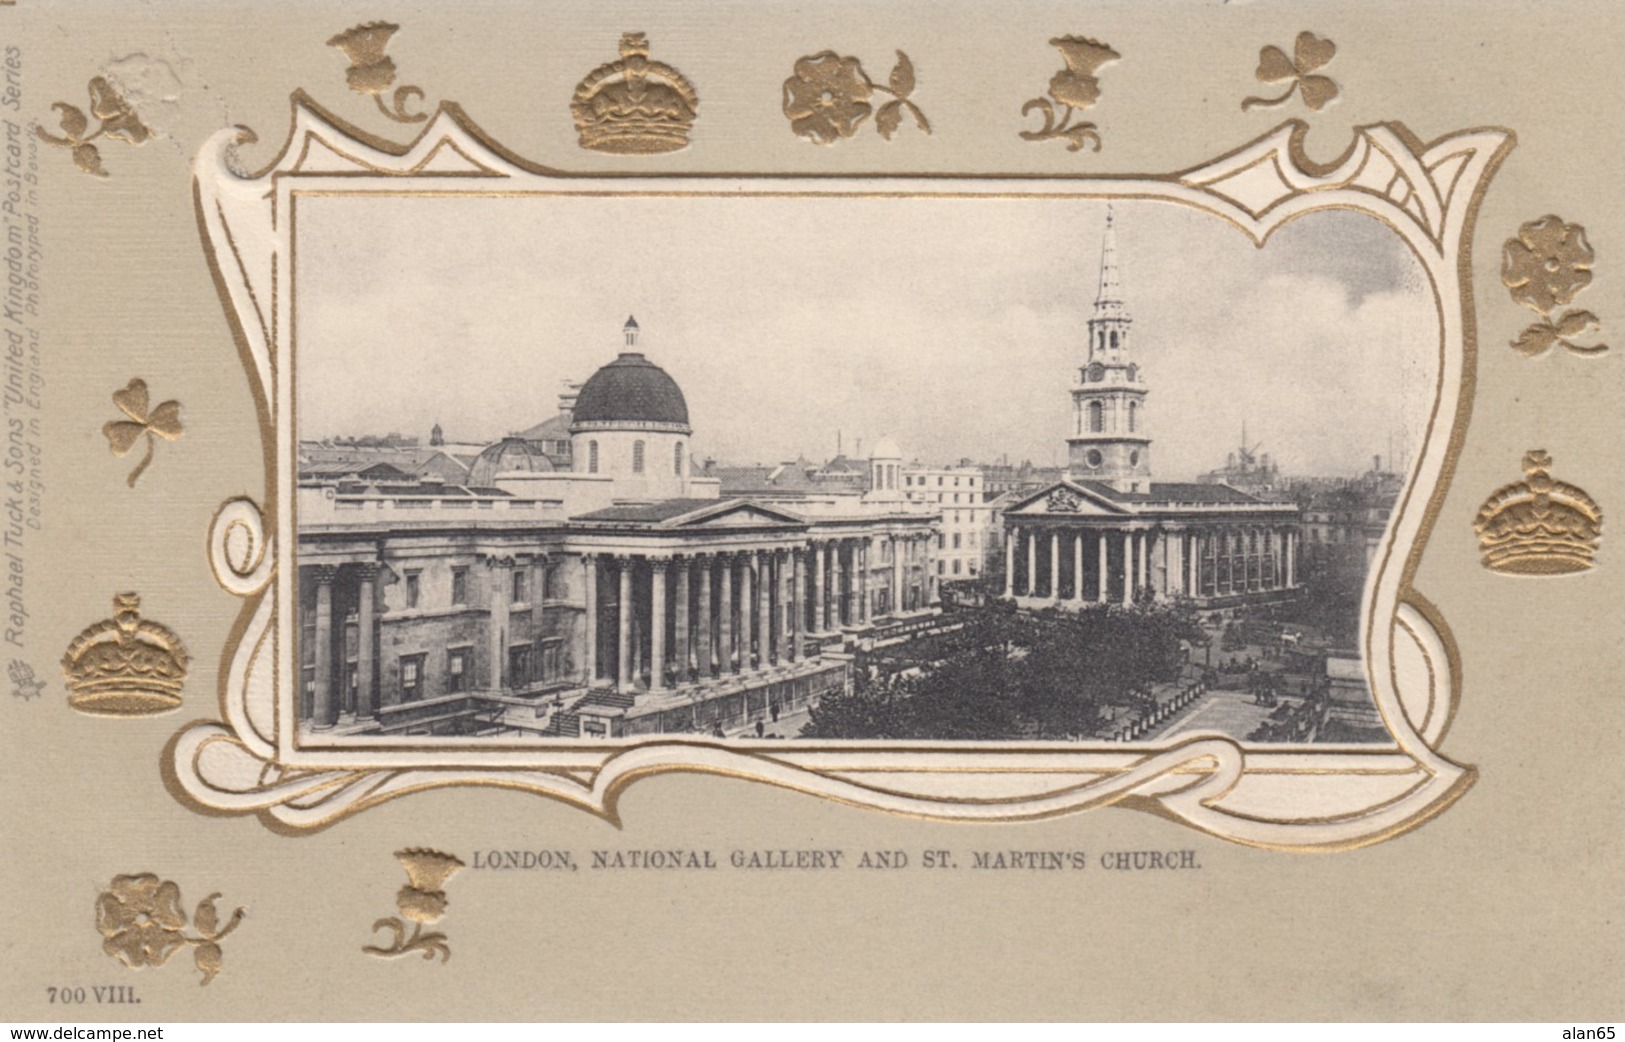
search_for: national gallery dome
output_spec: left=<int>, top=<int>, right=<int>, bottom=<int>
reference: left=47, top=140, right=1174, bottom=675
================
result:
left=568, top=317, right=691, bottom=433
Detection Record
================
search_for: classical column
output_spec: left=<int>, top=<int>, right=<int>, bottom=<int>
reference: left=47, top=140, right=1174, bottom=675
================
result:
left=792, top=548, right=806, bottom=660
left=697, top=559, right=713, bottom=677
left=673, top=559, right=690, bottom=684
left=719, top=554, right=734, bottom=673
left=1122, top=531, right=1134, bottom=605
left=858, top=542, right=870, bottom=625
left=582, top=556, right=599, bottom=685
left=356, top=564, right=377, bottom=718
left=814, top=543, right=827, bottom=631
left=741, top=552, right=757, bottom=669
left=1049, top=531, right=1060, bottom=600
left=1287, top=529, right=1297, bottom=587
left=1025, top=530, right=1036, bottom=597
left=1004, top=526, right=1016, bottom=598
left=617, top=559, right=633, bottom=694
left=844, top=542, right=858, bottom=622
left=1073, top=532, right=1085, bottom=602
left=777, top=551, right=792, bottom=661
left=892, top=536, right=904, bottom=615
left=757, top=550, right=773, bottom=668
left=1097, top=532, right=1108, bottom=603
left=312, top=566, right=336, bottom=728
left=830, top=543, right=844, bottom=627
left=649, top=560, right=667, bottom=693
left=1188, top=533, right=1199, bottom=597
left=489, top=556, right=511, bottom=691
left=1137, top=531, right=1149, bottom=599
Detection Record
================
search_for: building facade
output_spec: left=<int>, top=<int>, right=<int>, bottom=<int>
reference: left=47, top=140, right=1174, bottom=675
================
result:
left=296, top=318, right=940, bottom=740
left=1000, top=212, right=1303, bottom=609
left=901, top=461, right=995, bottom=582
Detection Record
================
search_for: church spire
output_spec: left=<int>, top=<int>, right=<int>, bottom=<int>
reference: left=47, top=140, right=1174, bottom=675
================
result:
left=1093, top=204, right=1126, bottom=321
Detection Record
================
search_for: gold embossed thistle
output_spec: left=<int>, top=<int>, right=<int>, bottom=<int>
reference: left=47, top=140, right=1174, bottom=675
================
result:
left=1242, top=32, right=1339, bottom=112
left=95, top=874, right=244, bottom=985
left=783, top=51, right=930, bottom=145
left=1502, top=216, right=1608, bottom=357
left=364, top=848, right=465, bottom=962
left=36, top=77, right=151, bottom=177
left=1020, top=36, right=1119, bottom=152
left=327, top=21, right=429, bottom=123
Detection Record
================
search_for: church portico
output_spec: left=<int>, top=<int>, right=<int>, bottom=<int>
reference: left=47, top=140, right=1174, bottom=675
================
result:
left=998, top=208, right=1303, bottom=613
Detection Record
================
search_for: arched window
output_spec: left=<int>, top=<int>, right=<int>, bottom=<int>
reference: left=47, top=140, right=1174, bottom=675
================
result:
left=1128, top=401, right=1139, bottom=432
left=1110, top=330, right=1120, bottom=351
left=588, top=440, right=599, bottom=473
left=674, top=441, right=684, bottom=476
left=632, top=440, right=645, bottom=474
left=1088, top=400, right=1104, bottom=433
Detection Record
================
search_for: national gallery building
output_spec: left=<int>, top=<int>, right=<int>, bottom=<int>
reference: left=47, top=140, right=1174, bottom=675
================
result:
left=296, top=319, right=941, bottom=739
left=1001, top=214, right=1304, bottom=609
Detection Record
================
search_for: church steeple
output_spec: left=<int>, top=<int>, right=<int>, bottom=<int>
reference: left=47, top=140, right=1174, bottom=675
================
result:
left=1067, top=207, right=1152, bottom=494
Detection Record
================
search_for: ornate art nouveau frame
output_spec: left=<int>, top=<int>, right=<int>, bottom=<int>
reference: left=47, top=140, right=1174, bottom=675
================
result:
left=173, top=92, right=1511, bottom=848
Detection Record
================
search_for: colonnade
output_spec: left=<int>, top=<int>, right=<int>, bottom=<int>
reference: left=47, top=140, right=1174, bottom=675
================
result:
left=1003, top=523, right=1300, bottom=605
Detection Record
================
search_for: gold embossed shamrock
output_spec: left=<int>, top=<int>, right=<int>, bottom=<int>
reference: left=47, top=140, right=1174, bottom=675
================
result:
left=95, top=874, right=245, bottom=986
left=103, top=379, right=183, bottom=488
left=1242, top=32, right=1339, bottom=112
left=1502, top=216, right=1608, bottom=357
left=783, top=51, right=930, bottom=145
left=1020, top=36, right=1120, bottom=152
left=35, top=77, right=152, bottom=177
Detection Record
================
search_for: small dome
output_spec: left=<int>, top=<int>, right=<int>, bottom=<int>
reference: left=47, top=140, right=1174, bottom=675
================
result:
left=570, top=352, right=691, bottom=431
left=469, top=437, right=554, bottom=487
left=870, top=436, right=902, bottom=460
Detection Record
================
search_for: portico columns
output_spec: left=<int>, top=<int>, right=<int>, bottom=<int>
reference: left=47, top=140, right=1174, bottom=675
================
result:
left=616, top=559, right=633, bottom=694
left=776, top=551, right=792, bottom=661
left=1004, top=527, right=1016, bottom=598
left=750, top=551, right=766, bottom=668
left=649, top=560, right=667, bottom=693
left=1188, top=533, right=1199, bottom=597
left=897, top=539, right=910, bottom=614
left=696, top=560, right=713, bottom=677
left=719, top=554, right=734, bottom=673
left=582, top=556, right=598, bottom=685
left=1025, top=530, right=1037, bottom=597
left=792, top=548, right=806, bottom=660
left=673, top=559, right=689, bottom=683
left=356, top=564, right=377, bottom=718
left=312, top=566, right=336, bottom=728
left=1097, top=532, right=1108, bottom=602
left=1122, top=531, right=1134, bottom=605
left=858, top=542, right=870, bottom=625
left=1049, top=531, right=1060, bottom=600
left=741, top=551, right=757, bottom=669
left=813, top=543, right=827, bottom=631
left=1073, top=533, right=1085, bottom=602
left=1287, top=529, right=1297, bottom=586
left=1137, top=531, right=1149, bottom=600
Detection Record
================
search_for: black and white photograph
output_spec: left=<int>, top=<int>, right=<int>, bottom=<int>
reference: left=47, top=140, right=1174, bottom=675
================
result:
left=293, top=193, right=1435, bottom=745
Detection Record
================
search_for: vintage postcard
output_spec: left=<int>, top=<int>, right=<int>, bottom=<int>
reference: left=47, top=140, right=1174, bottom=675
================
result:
left=2, top=0, right=1620, bottom=1023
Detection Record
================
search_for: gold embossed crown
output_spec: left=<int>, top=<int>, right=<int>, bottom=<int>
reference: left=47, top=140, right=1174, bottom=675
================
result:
left=572, top=32, right=698, bottom=155
left=61, top=594, right=189, bottom=715
left=1474, top=451, right=1602, bottom=575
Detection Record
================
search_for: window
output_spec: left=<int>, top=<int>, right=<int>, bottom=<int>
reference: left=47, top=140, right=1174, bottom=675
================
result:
left=1129, top=401, right=1139, bottom=432
left=540, top=639, right=563, bottom=684
left=450, top=567, right=468, bottom=606
left=400, top=654, right=425, bottom=702
left=588, top=440, right=599, bottom=473
left=953, top=559, right=962, bottom=575
left=543, top=563, right=561, bottom=600
left=936, top=476, right=943, bottom=486
left=509, top=643, right=533, bottom=689
left=447, top=647, right=470, bottom=693
left=674, top=441, right=684, bottom=476
left=937, top=533, right=945, bottom=549
left=512, top=568, right=529, bottom=604
left=404, top=570, right=421, bottom=609
left=953, top=533, right=962, bottom=549
left=937, top=560, right=945, bottom=575
left=1088, top=400, right=1104, bottom=433
left=1110, top=330, right=1120, bottom=350
left=632, top=440, right=645, bottom=473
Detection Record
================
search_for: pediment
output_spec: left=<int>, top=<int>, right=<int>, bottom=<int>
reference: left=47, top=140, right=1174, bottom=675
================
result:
left=1007, top=481, right=1128, bottom=516
left=666, top=500, right=808, bottom=529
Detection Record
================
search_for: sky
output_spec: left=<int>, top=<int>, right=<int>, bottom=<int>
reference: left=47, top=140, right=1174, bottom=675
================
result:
left=295, top=193, right=1437, bottom=482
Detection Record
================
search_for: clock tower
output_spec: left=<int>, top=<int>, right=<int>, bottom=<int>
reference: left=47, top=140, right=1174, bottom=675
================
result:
left=1066, top=207, right=1152, bottom=494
